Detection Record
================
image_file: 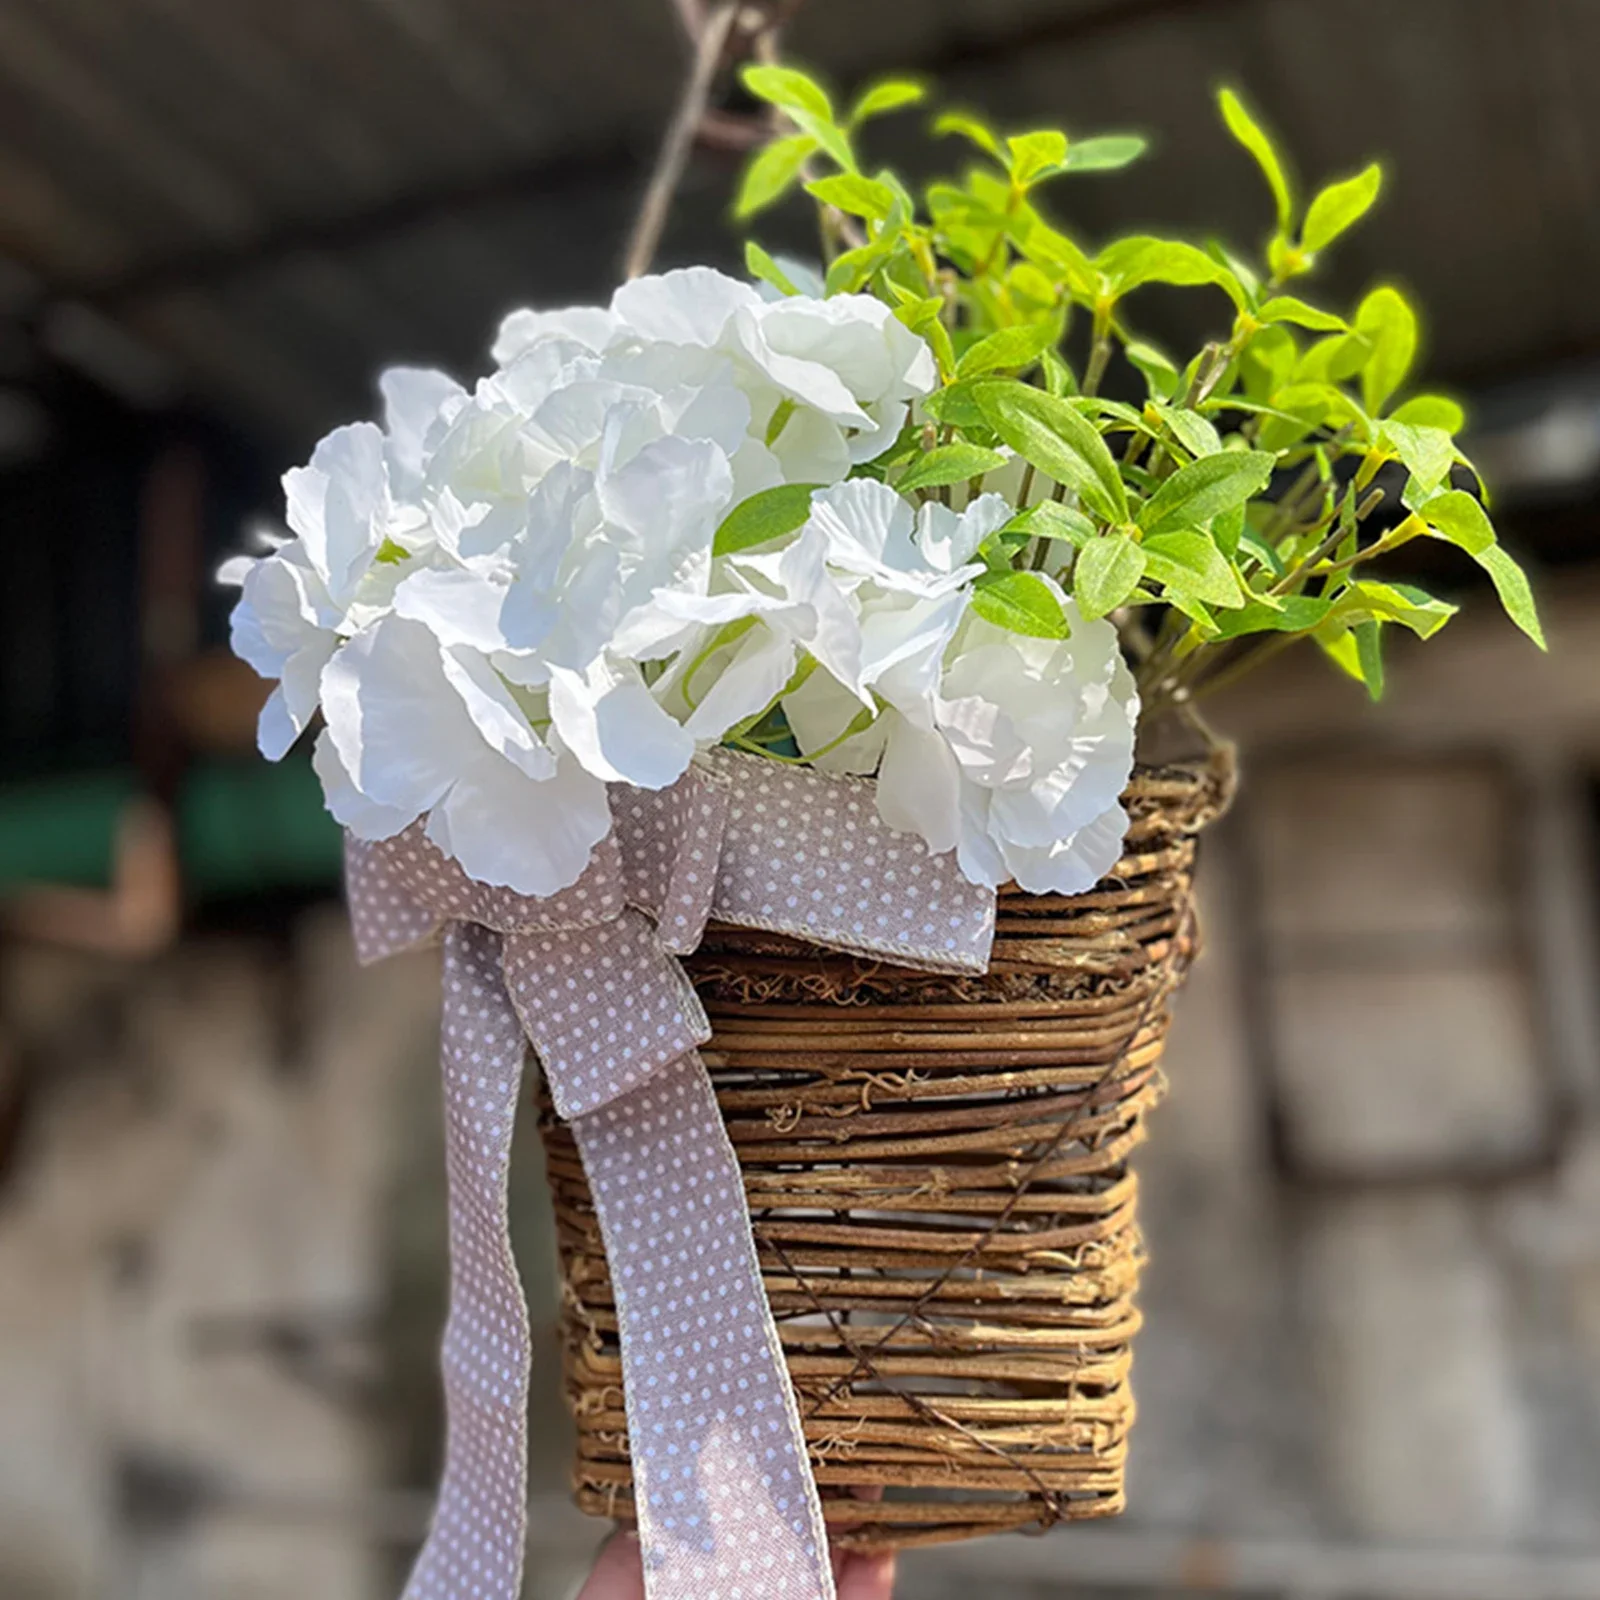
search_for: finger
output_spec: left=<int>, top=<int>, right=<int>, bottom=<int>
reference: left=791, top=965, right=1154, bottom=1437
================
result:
left=837, top=1548, right=897, bottom=1600
left=575, top=1530, right=646, bottom=1600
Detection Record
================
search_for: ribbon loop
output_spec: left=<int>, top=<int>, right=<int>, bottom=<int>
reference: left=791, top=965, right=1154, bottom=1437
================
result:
left=345, top=752, right=998, bottom=1600
left=502, top=913, right=709, bottom=1120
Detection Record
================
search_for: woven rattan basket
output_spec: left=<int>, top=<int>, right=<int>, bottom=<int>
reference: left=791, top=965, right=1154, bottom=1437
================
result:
left=538, top=758, right=1231, bottom=1550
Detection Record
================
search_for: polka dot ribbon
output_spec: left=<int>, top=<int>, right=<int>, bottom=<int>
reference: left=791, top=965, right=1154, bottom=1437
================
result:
left=345, top=749, right=997, bottom=1600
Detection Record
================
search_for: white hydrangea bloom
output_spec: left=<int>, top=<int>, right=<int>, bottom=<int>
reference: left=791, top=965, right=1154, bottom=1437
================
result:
left=782, top=484, right=1139, bottom=895
left=227, top=266, right=1136, bottom=898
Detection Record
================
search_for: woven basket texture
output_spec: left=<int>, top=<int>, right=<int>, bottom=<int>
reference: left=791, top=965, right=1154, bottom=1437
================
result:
left=538, top=759, right=1230, bottom=1550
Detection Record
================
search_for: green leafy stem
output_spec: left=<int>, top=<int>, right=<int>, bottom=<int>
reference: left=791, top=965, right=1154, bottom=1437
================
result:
left=727, top=63, right=1544, bottom=713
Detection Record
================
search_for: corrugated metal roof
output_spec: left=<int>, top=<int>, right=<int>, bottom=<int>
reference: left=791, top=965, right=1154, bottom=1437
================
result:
left=0, top=0, right=1597, bottom=447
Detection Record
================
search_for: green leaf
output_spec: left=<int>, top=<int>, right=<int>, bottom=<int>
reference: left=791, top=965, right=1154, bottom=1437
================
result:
left=1257, top=295, right=1347, bottom=332
left=1095, top=236, right=1245, bottom=306
left=1141, top=530, right=1247, bottom=608
left=972, top=381, right=1129, bottom=523
left=921, top=381, right=989, bottom=431
left=971, top=570, right=1072, bottom=638
left=713, top=482, right=819, bottom=557
left=1209, top=593, right=1332, bottom=638
left=741, top=67, right=854, bottom=171
left=1165, top=590, right=1221, bottom=636
left=1213, top=502, right=1247, bottom=559
left=1341, top=580, right=1458, bottom=639
left=1125, top=339, right=1181, bottom=400
left=849, top=79, right=925, bottom=125
left=735, top=134, right=817, bottom=218
left=1355, top=285, right=1419, bottom=413
left=1040, top=348, right=1077, bottom=396
left=1390, top=394, right=1466, bottom=432
left=1419, top=488, right=1494, bottom=554
left=1152, top=403, right=1224, bottom=458
left=1074, top=534, right=1147, bottom=620
left=1064, top=134, right=1147, bottom=172
left=1315, top=621, right=1362, bottom=683
left=1238, top=526, right=1287, bottom=577
left=824, top=238, right=892, bottom=295
left=934, top=111, right=1003, bottom=161
left=1302, top=163, right=1384, bottom=253
left=1477, top=544, right=1545, bottom=648
left=744, top=240, right=799, bottom=296
left=743, top=65, right=832, bottom=120
left=1382, top=421, right=1455, bottom=495
left=1139, top=450, right=1277, bottom=538
left=956, top=321, right=1058, bottom=378
left=1419, top=490, right=1545, bottom=648
left=1218, top=87, right=1293, bottom=233
left=897, top=441, right=1008, bottom=492
left=1011, top=500, right=1098, bottom=546
left=804, top=172, right=896, bottom=221
left=1007, top=130, right=1069, bottom=186
left=1354, top=618, right=1385, bottom=699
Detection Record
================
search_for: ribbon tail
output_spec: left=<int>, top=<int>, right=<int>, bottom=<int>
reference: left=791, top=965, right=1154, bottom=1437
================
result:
left=573, top=1051, right=836, bottom=1600
left=404, top=923, right=533, bottom=1600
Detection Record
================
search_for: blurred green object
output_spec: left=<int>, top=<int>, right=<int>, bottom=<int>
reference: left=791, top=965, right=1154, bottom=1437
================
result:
left=0, top=757, right=342, bottom=897
left=0, top=769, right=138, bottom=888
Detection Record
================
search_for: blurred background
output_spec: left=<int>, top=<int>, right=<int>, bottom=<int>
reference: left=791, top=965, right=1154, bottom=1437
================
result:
left=3, top=0, right=1600, bottom=1596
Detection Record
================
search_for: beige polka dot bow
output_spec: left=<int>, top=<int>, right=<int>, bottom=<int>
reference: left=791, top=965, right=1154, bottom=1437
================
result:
left=346, top=747, right=997, bottom=1600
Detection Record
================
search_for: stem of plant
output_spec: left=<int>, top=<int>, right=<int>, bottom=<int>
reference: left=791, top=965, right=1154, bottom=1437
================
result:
left=1269, top=487, right=1384, bottom=595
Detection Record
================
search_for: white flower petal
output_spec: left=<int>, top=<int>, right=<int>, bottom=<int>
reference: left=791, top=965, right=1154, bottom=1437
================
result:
left=955, top=786, right=1008, bottom=889
left=783, top=668, right=887, bottom=776
left=767, top=403, right=851, bottom=485
left=281, top=636, right=337, bottom=732
left=256, top=685, right=298, bottom=762
left=806, top=478, right=919, bottom=578
left=731, top=305, right=865, bottom=424
left=491, top=305, right=620, bottom=366
left=860, top=590, right=966, bottom=726
left=320, top=617, right=484, bottom=815
left=682, top=624, right=797, bottom=742
left=918, top=493, right=1011, bottom=573
left=612, top=585, right=781, bottom=662
left=425, top=748, right=612, bottom=896
left=392, top=566, right=509, bottom=654
left=380, top=366, right=465, bottom=494
left=611, top=267, right=761, bottom=347
left=230, top=552, right=339, bottom=679
left=875, top=717, right=962, bottom=855
left=284, top=421, right=390, bottom=605
left=438, top=645, right=556, bottom=781
left=312, top=729, right=417, bottom=840
left=999, top=803, right=1129, bottom=895
left=548, top=656, right=695, bottom=788
left=599, top=432, right=732, bottom=551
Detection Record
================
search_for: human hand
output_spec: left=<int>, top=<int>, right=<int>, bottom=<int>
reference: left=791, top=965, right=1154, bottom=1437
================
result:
left=575, top=1529, right=895, bottom=1600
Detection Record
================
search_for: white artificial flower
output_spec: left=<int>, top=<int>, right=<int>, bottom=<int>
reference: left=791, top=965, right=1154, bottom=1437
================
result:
left=619, top=520, right=863, bottom=742
left=231, top=269, right=1145, bottom=902
left=228, top=547, right=342, bottom=760
left=786, top=596, right=1138, bottom=895
left=732, top=292, right=938, bottom=467
left=804, top=478, right=1000, bottom=598
left=499, top=426, right=734, bottom=690
left=318, top=615, right=612, bottom=894
left=281, top=422, right=403, bottom=608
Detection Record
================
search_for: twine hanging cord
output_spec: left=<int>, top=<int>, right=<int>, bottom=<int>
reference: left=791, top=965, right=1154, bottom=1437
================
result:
left=623, top=0, right=805, bottom=279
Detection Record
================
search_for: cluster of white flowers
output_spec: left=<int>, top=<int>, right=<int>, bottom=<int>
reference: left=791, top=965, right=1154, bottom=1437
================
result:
left=226, top=268, right=1138, bottom=897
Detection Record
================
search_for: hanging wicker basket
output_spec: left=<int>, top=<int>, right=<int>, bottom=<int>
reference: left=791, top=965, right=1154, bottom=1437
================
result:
left=538, top=758, right=1231, bottom=1551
